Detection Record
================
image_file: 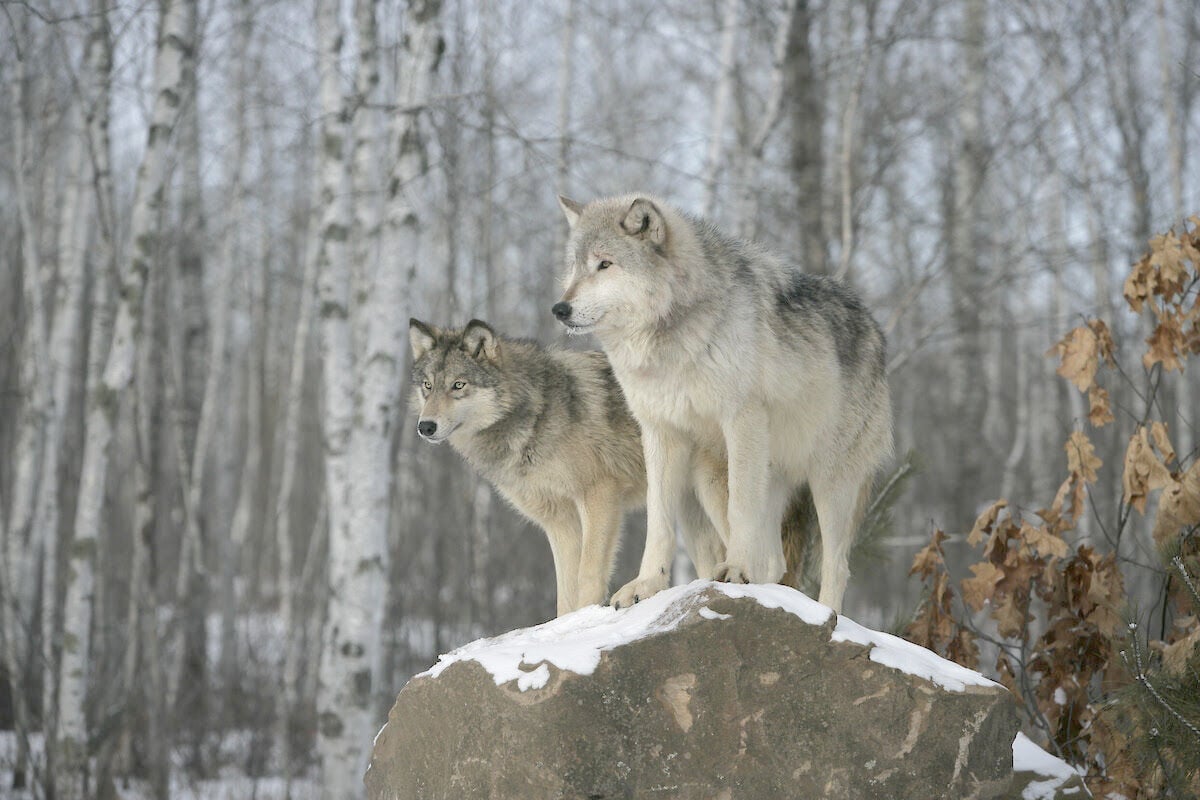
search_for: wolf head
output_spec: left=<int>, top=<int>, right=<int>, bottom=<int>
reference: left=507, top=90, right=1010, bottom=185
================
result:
left=552, top=194, right=678, bottom=335
left=408, top=319, right=506, bottom=445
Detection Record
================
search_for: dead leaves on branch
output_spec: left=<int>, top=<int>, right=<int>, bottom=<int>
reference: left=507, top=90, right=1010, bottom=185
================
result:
left=1123, top=217, right=1200, bottom=372
left=1050, top=319, right=1117, bottom=427
left=1050, top=319, right=1116, bottom=393
left=1153, top=461, right=1200, bottom=551
left=1122, top=425, right=1175, bottom=514
left=904, top=217, right=1200, bottom=798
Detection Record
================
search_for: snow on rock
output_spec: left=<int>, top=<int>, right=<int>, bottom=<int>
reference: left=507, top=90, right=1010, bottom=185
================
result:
left=832, top=615, right=1001, bottom=693
left=422, top=579, right=1000, bottom=696
left=1012, top=732, right=1084, bottom=799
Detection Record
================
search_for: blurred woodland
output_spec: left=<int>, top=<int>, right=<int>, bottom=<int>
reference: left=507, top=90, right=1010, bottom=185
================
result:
left=0, top=0, right=1198, bottom=797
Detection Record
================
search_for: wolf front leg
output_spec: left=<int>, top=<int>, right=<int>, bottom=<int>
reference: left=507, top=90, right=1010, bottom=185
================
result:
left=610, top=425, right=692, bottom=610
left=575, top=485, right=623, bottom=609
left=714, top=403, right=787, bottom=585
left=543, top=514, right=583, bottom=617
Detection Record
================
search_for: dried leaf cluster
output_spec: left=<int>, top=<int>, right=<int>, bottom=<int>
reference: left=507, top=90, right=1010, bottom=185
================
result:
left=905, top=219, right=1200, bottom=798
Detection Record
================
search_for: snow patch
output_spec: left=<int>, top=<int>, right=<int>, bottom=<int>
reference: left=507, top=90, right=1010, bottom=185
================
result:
left=706, top=581, right=834, bottom=625
left=422, top=582, right=716, bottom=688
left=422, top=580, right=1000, bottom=695
left=1012, top=732, right=1083, bottom=799
left=516, top=663, right=551, bottom=691
left=1053, top=686, right=1067, bottom=706
left=831, top=616, right=1000, bottom=692
left=698, top=606, right=731, bottom=620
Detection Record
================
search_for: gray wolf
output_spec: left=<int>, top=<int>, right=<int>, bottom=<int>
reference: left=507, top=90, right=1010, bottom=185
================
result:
left=552, top=194, right=893, bottom=613
left=408, top=318, right=650, bottom=616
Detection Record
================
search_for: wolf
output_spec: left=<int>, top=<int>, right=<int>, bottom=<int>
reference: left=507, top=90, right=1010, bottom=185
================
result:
left=552, top=193, right=893, bottom=613
left=408, top=318, right=655, bottom=616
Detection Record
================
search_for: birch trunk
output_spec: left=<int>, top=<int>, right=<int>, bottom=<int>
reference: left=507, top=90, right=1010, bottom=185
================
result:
left=544, top=0, right=574, bottom=336
left=833, top=3, right=875, bottom=282
left=317, top=0, right=443, bottom=793
left=314, top=0, right=359, bottom=790
left=39, top=0, right=106, bottom=760
left=699, top=0, right=738, bottom=219
left=3, top=16, right=50, bottom=789
left=274, top=174, right=321, bottom=789
left=734, top=0, right=797, bottom=237
left=946, top=0, right=988, bottom=527
left=785, top=0, right=826, bottom=274
left=217, top=0, right=255, bottom=724
left=57, top=2, right=191, bottom=794
left=170, top=0, right=209, bottom=761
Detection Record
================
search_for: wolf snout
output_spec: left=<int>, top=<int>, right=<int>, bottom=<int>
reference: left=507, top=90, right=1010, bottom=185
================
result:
left=551, top=301, right=573, bottom=322
left=417, top=420, right=438, bottom=438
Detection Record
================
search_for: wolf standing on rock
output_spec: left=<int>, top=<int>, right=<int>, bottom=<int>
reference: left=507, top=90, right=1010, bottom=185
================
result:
left=408, top=319, right=655, bottom=616
left=553, top=194, right=893, bottom=613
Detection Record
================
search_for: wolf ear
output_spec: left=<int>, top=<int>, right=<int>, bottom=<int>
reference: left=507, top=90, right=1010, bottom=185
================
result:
left=620, top=198, right=666, bottom=247
left=462, top=319, right=500, bottom=362
left=558, top=195, right=583, bottom=228
left=409, top=318, right=438, bottom=361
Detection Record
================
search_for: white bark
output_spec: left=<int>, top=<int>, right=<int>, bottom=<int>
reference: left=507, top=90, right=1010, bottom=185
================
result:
left=734, top=0, right=797, bottom=236
left=699, top=0, right=738, bottom=219
left=218, top=0, right=256, bottom=715
left=57, top=2, right=190, bottom=794
left=39, top=0, right=104, bottom=753
left=833, top=3, right=875, bottom=282
left=274, top=174, right=322, bottom=789
left=3, top=18, right=50, bottom=790
left=317, top=0, right=442, bottom=793
left=314, top=0, right=359, bottom=791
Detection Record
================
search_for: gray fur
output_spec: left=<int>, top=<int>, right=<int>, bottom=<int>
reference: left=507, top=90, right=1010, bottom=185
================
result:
left=408, top=318, right=648, bottom=616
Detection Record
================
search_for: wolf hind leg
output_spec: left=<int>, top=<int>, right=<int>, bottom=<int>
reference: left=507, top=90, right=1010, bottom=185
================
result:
left=543, top=512, right=583, bottom=617
left=678, top=487, right=724, bottom=579
left=713, top=405, right=788, bottom=584
left=575, top=485, right=623, bottom=609
left=810, top=475, right=871, bottom=614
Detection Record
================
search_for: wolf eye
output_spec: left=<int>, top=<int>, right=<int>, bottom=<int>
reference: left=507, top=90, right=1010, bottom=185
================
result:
left=452, top=380, right=466, bottom=391
left=597, top=260, right=612, bottom=270
left=422, top=380, right=432, bottom=390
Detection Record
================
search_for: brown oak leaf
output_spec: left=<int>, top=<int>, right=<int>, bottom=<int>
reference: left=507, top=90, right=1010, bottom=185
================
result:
left=1122, top=426, right=1174, bottom=513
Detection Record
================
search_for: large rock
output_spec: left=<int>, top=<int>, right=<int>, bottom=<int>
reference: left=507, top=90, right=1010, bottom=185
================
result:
left=367, top=581, right=1023, bottom=799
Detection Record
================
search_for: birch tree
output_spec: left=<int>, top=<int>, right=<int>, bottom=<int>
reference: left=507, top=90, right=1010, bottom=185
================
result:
left=313, top=0, right=359, bottom=790
left=317, top=0, right=443, bottom=792
left=945, top=0, right=988, bottom=528
left=56, top=2, right=191, bottom=795
left=3, top=12, right=50, bottom=791
left=37, top=0, right=107, bottom=759
left=785, top=0, right=827, bottom=274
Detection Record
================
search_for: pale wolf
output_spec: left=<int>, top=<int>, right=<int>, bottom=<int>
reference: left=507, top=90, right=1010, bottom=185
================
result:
left=553, top=194, right=893, bottom=613
left=408, top=318, right=651, bottom=616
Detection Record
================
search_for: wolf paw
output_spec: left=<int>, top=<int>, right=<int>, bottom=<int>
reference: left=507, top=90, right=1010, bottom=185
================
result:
left=713, top=562, right=753, bottom=584
left=609, top=574, right=669, bottom=611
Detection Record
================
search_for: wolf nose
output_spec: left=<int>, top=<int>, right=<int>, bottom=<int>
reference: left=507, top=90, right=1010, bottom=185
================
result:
left=552, top=302, right=572, bottom=321
left=417, top=420, right=437, bottom=437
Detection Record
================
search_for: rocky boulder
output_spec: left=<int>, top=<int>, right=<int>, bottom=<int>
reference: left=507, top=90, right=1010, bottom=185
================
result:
left=368, top=582, right=1043, bottom=799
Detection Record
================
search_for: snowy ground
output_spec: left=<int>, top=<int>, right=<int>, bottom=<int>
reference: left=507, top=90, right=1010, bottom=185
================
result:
left=0, top=731, right=321, bottom=800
